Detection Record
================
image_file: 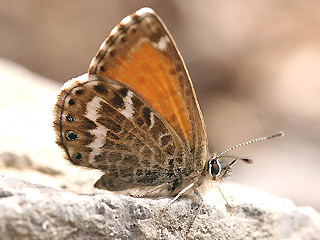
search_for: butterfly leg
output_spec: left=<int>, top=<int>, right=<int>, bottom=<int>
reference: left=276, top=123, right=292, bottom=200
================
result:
left=185, top=189, right=203, bottom=236
left=217, top=185, right=234, bottom=211
left=170, top=182, right=195, bottom=204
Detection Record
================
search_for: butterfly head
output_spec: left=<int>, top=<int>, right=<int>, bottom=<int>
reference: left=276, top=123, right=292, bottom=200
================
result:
left=207, top=154, right=223, bottom=181
left=207, top=131, right=284, bottom=182
left=207, top=154, right=251, bottom=182
left=207, top=154, right=239, bottom=182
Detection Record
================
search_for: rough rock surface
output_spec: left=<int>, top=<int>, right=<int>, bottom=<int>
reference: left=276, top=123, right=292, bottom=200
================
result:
left=1, top=174, right=320, bottom=240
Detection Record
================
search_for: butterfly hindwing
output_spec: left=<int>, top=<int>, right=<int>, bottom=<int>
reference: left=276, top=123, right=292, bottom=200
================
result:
left=54, top=74, right=193, bottom=190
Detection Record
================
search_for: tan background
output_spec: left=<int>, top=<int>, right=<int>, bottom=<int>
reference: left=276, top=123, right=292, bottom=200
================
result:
left=1, top=0, right=319, bottom=210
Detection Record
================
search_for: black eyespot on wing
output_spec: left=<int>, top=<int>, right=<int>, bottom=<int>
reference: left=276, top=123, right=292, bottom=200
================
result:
left=68, top=99, right=75, bottom=106
left=66, top=115, right=75, bottom=122
left=109, top=50, right=115, bottom=57
left=74, top=153, right=83, bottom=161
left=65, top=130, right=79, bottom=141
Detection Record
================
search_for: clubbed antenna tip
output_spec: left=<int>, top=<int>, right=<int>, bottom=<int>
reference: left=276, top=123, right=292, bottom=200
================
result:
left=268, top=131, right=284, bottom=139
left=241, top=158, right=253, bottom=164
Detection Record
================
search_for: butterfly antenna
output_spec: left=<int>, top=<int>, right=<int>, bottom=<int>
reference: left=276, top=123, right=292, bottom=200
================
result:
left=217, top=131, right=284, bottom=158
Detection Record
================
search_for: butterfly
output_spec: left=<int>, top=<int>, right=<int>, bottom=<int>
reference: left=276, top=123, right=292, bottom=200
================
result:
left=53, top=7, right=283, bottom=202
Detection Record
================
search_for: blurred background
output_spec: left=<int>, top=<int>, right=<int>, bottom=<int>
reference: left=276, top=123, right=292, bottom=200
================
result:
left=1, top=0, right=319, bottom=210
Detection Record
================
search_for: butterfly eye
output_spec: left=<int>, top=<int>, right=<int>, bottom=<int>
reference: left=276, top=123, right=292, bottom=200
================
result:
left=208, top=159, right=222, bottom=179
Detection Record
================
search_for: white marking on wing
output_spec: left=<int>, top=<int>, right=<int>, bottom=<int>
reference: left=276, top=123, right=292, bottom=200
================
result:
left=110, top=25, right=119, bottom=36
left=152, top=36, right=170, bottom=51
left=88, top=125, right=108, bottom=163
left=85, top=96, right=102, bottom=122
left=134, top=36, right=169, bottom=52
left=136, top=7, right=155, bottom=16
left=121, top=15, right=132, bottom=25
left=149, top=112, right=155, bottom=130
left=88, top=126, right=108, bottom=148
left=60, top=73, right=89, bottom=93
left=110, top=82, right=122, bottom=90
left=120, top=90, right=134, bottom=119
left=85, top=96, right=110, bottom=163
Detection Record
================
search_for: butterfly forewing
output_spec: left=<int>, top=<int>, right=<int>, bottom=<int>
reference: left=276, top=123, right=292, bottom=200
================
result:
left=54, top=8, right=208, bottom=196
left=89, top=8, right=207, bottom=163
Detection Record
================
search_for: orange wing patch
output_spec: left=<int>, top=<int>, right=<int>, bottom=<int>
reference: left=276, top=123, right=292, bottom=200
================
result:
left=98, top=42, right=191, bottom=142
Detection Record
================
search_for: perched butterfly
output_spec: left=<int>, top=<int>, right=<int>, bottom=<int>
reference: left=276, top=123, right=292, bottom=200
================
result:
left=54, top=8, right=283, bottom=202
